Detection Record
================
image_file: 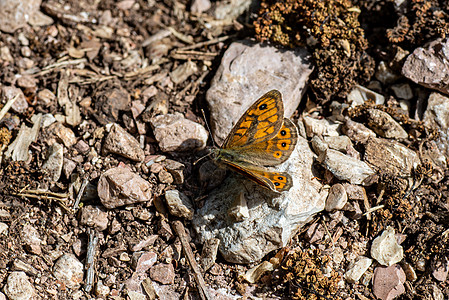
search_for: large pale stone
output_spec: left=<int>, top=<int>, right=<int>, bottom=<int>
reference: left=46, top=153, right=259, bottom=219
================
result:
left=206, top=40, right=313, bottom=145
left=193, top=136, right=327, bottom=264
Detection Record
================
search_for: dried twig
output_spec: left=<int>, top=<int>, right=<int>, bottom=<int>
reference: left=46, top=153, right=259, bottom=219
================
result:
left=84, top=228, right=98, bottom=293
left=14, top=189, right=70, bottom=211
left=0, top=94, right=20, bottom=121
left=32, top=58, right=88, bottom=76
left=73, top=177, right=89, bottom=210
left=172, top=220, right=211, bottom=300
left=363, top=205, right=385, bottom=216
left=178, top=35, right=233, bottom=51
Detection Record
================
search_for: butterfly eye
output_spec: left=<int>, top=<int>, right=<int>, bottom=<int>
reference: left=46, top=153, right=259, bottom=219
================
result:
left=278, top=176, right=284, bottom=180
left=274, top=151, right=282, bottom=157
left=274, top=182, right=280, bottom=186
left=281, top=142, right=287, bottom=148
left=259, top=104, right=268, bottom=110
left=280, top=129, right=287, bottom=136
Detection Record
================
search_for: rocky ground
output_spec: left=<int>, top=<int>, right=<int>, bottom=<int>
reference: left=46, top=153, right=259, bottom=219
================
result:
left=0, top=0, right=448, bottom=299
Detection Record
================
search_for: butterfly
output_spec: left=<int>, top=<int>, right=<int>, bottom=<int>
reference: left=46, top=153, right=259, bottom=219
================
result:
left=211, top=90, right=298, bottom=192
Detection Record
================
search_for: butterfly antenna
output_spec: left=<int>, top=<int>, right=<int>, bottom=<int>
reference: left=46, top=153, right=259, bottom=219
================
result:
left=193, top=151, right=212, bottom=166
left=200, top=109, right=218, bottom=147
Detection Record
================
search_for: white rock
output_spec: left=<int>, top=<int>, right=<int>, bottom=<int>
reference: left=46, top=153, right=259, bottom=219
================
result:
left=0, top=222, right=8, bottom=235
left=53, top=253, right=84, bottom=289
left=150, top=113, right=208, bottom=152
left=193, top=136, right=327, bottom=264
left=371, top=226, right=404, bottom=266
left=345, top=256, right=373, bottom=283
left=227, top=192, right=250, bottom=222
left=303, top=115, right=340, bottom=138
left=206, top=40, right=313, bottom=145
left=319, top=149, right=375, bottom=185
left=165, top=190, right=194, bottom=220
left=4, top=271, right=35, bottom=300
left=347, top=85, right=385, bottom=107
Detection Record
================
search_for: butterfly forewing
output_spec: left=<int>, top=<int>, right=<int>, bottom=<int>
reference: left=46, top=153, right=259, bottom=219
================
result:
left=222, top=90, right=284, bottom=149
left=227, top=118, right=298, bottom=166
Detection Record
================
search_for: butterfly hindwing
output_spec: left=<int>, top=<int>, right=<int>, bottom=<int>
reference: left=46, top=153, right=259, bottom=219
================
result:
left=222, top=90, right=284, bottom=149
left=221, top=160, right=293, bottom=193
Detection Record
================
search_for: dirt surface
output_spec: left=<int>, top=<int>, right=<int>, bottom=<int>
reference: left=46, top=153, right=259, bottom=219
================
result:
left=0, top=0, right=448, bottom=299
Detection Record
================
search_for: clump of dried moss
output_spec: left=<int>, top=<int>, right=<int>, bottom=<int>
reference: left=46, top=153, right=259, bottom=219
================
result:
left=254, top=0, right=374, bottom=102
left=385, top=0, right=449, bottom=46
left=277, top=248, right=341, bottom=300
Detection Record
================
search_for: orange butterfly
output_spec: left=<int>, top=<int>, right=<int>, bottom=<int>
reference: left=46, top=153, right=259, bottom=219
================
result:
left=211, top=90, right=298, bottom=192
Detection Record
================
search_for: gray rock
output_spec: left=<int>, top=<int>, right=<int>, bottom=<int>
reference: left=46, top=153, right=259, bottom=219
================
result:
left=325, top=183, right=348, bottom=211
left=42, top=143, right=64, bottom=182
left=132, top=251, right=157, bottom=273
left=371, top=226, right=404, bottom=267
left=303, top=115, right=340, bottom=138
left=213, top=0, right=251, bottom=20
left=364, top=137, right=420, bottom=177
left=49, top=122, right=76, bottom=148
left=190, top=0, right=211, bottom=13
left=193, top=137, right=327, bottom=264
left=4, top=271, right=35, bottom=300
left=164, top=190, right=194, bottom=220
left=169, top=60, right=198, bottom=84
left=206, top=40, right=313, bottom=145
left=53, top=254, right=84, bottom=289
left=103, top=123, right=145, bottom=162
left=365, top=108, right=408, bottom=139
left=0, top=0, right=42, bottom=33
left=2, top=86, right=28, bottom=114
left=310, top=136, right=329, bottom=156
left=402, top=37, right=449, bottom=95
left=150, top=113, right=208, bottom=152
left=342, top=118, right=376, bottom=144
left=375, top=61, right=400, bottom=84
left=80, top=205, right=109, bottom=231
left=200, top=238, right=220, bottom=272
left=391, top=83, right=413, bottom=100
left=372, top=265, right=406, bottom=300
left=431, top=257, right=449, bottom=282
left=318, top=149, right=375, bottom=185
left=324, top=135, right=354, bottom=153
left=423, top=92, right=449, bottom=160
left=98, top=167, right=153, bottom=209
left=150, top=263, right=175, bottom=285
left=162, top=159, right=185, bottom=184
left=21, top=224, right=42, bottom=255
left=345, top=256, right=373, bottom=283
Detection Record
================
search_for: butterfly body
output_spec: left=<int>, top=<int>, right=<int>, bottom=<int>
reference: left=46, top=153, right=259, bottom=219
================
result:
left=211, top=90, right=298, bottom=193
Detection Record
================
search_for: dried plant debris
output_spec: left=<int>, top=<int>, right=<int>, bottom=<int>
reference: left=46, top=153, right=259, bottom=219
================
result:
left=385, top=0, right=449, bottom=47
left=255, top=0, right=375, bottom=102
left=276, top=248, right=341, bottom=300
